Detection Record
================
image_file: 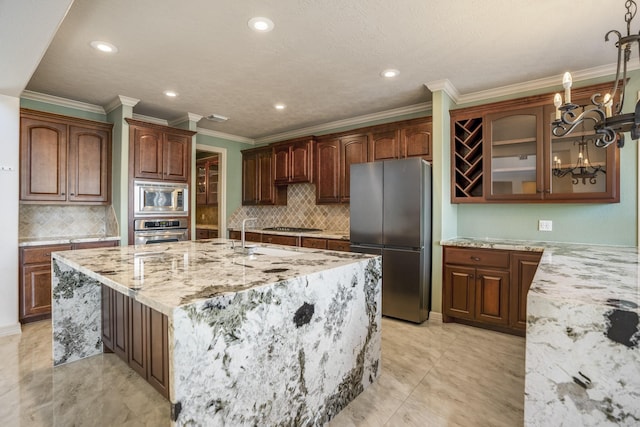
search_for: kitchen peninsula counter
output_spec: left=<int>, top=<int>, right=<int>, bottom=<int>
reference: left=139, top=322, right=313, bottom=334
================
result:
left=441, top=238, right=640, bottom=426
left=19, top=234, right=120, bottom=247
left=51, top=239, right=381, bottom=426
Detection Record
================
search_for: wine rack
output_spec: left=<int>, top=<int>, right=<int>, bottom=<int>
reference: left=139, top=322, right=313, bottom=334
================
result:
left=453, top=117, right=484, bottom=201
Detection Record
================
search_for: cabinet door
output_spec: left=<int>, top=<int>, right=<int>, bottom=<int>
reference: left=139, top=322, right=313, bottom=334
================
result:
left=242, top=151, right=259, bottom=205
left=132, top=126, right=163, bottom=180
left=68, top=125, right=110, bottom=203
left=128, top=299, right=147, bottom=378
left=147, top=307, right=169, bottom=398
left=509, top=252, right=542, bottom=330
left=20, top=117, right=67, bottom=201
left=475, top=268, right=510, bottom=325
left=301, top=237, right=327, bottom=249
left=327, top=239, right=350, bottom=252
left=401, top=122, right=432, bottom=160
left=257, top=149, right=276, bottom=204
left=207, top=160, right=218, bottom=205
left=262, top=234, right=298, bottom=246
left=370, top=130, right=399, bottom=161
left=485, top=107, right=544, bottom=200
left=290, top=140, right=312, bottom=183
left=196, top=161, right=207, bottom=205
left=273, top=145, right=290, bottom=185
left=315, top=139, right=341, bottom=203
left=20, top=263, right=53, bottom=320
left=340, top=134, right=368, bottom=203
left=163, top=133, right=190, bottom=182
left=443, top=265, right=475, bottom=320
left=112, top=290, right=129, bottom=363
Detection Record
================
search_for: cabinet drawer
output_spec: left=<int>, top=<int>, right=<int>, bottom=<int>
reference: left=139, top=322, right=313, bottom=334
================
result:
left=22, top=244, right=72, bottom=264
left=444, top=247, right=509, bottom=269
left=327, top=239, right=350, bottom=252
left=262, top=234, right=298, bottom=246
left=73, top=241, right=119, bottom=250
left=301, top=237, right=327, bottom=249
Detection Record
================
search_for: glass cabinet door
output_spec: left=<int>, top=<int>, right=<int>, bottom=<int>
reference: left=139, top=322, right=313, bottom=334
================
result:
left=485, top=107, right=544, bottom=200
left=544, top=100, right=617, bottom=201
left=196, top=162, right=207, bottom=205
left=207, top=159, right=218, bottom=205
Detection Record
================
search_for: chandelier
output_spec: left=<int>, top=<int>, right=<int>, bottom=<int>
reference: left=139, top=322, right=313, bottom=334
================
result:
left=552, top=135, right=606, bottom=184
left=552, top=0, right=640, bottom=149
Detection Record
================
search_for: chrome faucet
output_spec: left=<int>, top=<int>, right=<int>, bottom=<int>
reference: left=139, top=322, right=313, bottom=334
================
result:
left=241, top=218, right=257, bottom=249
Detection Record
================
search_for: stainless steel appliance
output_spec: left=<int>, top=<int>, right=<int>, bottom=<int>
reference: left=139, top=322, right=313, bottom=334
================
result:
left=350, top=158, right=432, bottom=323
left=133, top=180, right=188, bottom=217
left=133, top=218, right=189, bottom=245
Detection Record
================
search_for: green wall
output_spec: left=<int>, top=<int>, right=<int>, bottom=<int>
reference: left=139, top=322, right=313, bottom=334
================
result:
left=453, top=71, right=639, bottom=246
left=20, top=98, right=107, bottom=122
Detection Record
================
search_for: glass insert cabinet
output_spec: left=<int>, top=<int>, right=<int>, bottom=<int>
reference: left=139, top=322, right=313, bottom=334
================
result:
left=451, top=82, right=620, bottom=203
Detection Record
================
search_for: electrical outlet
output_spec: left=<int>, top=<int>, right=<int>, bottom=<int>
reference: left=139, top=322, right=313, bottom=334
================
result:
left=538, top=220, right=553, bottom=232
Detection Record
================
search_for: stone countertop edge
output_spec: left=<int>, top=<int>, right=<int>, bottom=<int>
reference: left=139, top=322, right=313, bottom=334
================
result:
left=19, top=235, right=121, bottom=247
left=195, top=224, right=219, bottom=231
left=228, top=227, right=350, bottom=240
left=440, top=237, right=639, bottom=311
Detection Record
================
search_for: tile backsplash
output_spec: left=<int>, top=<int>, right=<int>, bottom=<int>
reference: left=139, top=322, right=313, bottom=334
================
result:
left=19, top=205, right=119, bottom=238
left=228, top=183, right=349, bottom=232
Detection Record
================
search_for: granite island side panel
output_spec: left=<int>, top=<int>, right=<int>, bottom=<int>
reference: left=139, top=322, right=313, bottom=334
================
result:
left=51, top=239, right=381, bottom=426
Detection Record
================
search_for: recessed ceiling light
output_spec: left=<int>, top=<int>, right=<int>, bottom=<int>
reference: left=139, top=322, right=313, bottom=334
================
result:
left=90, top=41, right=118, bottom=53
left=164, top=90, right=178, bottom=98
left=381, top=69, right=400, bottom=78
left=248, top=17, right=275, bottom=32
left=274, top=103, right=286, bottom=110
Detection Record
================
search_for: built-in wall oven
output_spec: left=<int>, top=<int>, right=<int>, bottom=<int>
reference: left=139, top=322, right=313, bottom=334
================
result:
left=133, top=218, right=189, bottom=245
left=133, top=180, right=188, bottom=217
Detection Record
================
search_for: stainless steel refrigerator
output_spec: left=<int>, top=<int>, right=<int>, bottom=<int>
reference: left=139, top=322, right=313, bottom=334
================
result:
left=350, top=158, right=432, bottom=323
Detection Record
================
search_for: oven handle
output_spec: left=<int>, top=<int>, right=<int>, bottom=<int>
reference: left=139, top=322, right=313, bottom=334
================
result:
left=135, top=230, right=188, bottom=237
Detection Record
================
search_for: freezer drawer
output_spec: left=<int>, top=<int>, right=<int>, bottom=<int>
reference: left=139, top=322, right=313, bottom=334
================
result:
left=382, top=247, right=429, bottom=323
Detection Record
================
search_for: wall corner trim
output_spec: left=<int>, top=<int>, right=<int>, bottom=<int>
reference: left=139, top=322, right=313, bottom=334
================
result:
left=105, top=95, right=140, bottom=113
left=425, top=79, right=460, bottom=103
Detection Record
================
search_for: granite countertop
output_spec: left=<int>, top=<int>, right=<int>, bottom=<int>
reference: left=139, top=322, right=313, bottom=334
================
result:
left=195, top=224, right=218, bottom=231
left=229, top=227, right=350, bottom=241
left=52, top=238, right=375, bottom=317
left=19, top=235, right=121, bottom=247
left=440, top=237, right=639, bottom=310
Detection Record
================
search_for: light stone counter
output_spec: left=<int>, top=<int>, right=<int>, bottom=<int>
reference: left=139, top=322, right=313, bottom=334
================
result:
left=51, top=239, right=381, bottom=426
left=229, top=227, right=350, bottom=241
left=441, top=238, right=640, bottom=426
left=19, top=234, right=120, bottom=247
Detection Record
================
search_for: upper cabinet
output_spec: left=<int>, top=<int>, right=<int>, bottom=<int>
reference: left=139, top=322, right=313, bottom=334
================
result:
left=315, top=133, right=368, bottom=204
left=451, top=82, right=619, bottom=203
left=368, top=120, right=433, bottom=162
left=126, top=119, right=195, bottom=183
left=273, top=137, right=314, bottom=185
left=20, top=109, right=112, bottom=204
left=241, top=146, right=286, bottom=206
left=196, top=156, right=218, bottom=206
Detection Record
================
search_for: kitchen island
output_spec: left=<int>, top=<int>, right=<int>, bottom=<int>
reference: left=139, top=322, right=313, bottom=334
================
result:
left=442, top=238, right=640, bottom=426
left=51, top=239, right=381, bottom=426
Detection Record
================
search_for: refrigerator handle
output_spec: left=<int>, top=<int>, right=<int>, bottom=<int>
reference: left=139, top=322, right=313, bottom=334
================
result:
left=384, top=245, right=423, bottom=251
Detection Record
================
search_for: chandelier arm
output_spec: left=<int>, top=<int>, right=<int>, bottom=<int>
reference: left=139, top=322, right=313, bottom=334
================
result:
left=606, top=29, right=624, bottom=105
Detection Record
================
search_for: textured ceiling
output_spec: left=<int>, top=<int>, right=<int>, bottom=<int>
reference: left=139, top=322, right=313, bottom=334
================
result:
left=24, top=0, right=628, bottom=139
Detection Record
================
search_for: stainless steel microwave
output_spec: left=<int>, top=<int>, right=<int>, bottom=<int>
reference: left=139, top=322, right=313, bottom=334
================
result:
left=133, top=180, right=189, bottom=217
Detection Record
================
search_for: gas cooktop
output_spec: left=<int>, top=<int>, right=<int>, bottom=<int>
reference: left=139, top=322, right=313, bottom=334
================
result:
left=263, top=227, right=323, bottom=233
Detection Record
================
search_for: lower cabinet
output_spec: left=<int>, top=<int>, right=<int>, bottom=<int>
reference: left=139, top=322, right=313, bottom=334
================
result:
left=443, top=246, right=541, bottom=335
left=195, top=228, right=219, bottom=239
left=19, top=240, right=118, bottom=323
left=102, top=286, right=170, bottom=399
left=229, top=231, right=350, bottom=252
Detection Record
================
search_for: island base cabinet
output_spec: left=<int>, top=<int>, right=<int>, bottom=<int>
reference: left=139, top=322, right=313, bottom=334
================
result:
left=101, top=286, right=169, bottom=399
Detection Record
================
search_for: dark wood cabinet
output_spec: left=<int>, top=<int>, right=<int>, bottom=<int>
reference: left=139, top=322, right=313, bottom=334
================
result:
left=196, top=157, right=219, bottom=206
left=102, top=286, right=170, bottom=399
left=369, top=120, right=432, bottom=163
left=327, top=239, right=350, bottom=252
left=262, top=234, right=298, bottom=246
left=451, top=82, right=619, bottom=204
left=195, top=228, right=218, bottom=239
left=273, top=137, right=314, bottom=185
left=443, top=246, right=538, bottom=335
left=20, top=109, right=112, bottom=204
left=301, top=237, right=327, bottom=249
left=315, top=133, right=367, bottom=204
left=401, top=122, right=433, bottom=160
left=127, top=118, right=194, bottom=183
left=241, top=146, right=286, bottom=205
left=19, top=241, right=118, bottom=323
left=229, top=231, right=350, bottom=252
left=370, top=130, right=399, bottom=162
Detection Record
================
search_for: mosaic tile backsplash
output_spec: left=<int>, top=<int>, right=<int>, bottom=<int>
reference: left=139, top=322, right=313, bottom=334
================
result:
left=228, top=183, right=349, bottom=232
left=19, top=205, right=119, bottom=239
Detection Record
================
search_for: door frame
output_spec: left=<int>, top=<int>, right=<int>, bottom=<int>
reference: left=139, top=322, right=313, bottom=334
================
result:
left=195, top=144, right=227, bottom=239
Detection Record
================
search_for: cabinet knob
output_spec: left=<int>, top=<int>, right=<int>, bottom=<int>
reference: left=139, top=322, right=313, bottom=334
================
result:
left=61, top=192, right=65, bottom=196
left=70, top=193, right=75, bottom=196
left=471, top=256, right=481, bottom=261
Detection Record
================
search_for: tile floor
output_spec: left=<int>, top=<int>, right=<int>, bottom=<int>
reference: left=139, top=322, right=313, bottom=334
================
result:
left=1, top=318, right=525, bottom=426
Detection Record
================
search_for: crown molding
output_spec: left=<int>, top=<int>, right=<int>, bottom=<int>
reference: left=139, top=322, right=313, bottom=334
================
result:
left=104, top=95, right=140, bottom=113
left=255, top=102, right=432, bottom=144
left=196, top=127, right=255, bottom=145
left=425, top=79, right=460, bottom=103
left=20, top=90, right=106, bottom=114
left=169, top=112, right=203, bottom=127
left=131, top=113, right=168, bottom=126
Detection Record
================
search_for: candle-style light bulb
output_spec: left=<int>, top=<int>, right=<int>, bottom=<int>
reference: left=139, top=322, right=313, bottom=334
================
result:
left=562, top=72, right=573, bottom=104
left=554, top=93, right=562, bottom=120
left=604, top=93, right=613, bottom=117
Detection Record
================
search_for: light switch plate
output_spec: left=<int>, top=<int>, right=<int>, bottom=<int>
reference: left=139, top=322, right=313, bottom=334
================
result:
left=538, top=220, right=553, bottom=231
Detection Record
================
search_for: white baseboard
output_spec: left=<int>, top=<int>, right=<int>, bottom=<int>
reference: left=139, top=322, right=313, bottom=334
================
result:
left=429, top=312, right=443, bottom=323
left=0, top=323, right=22, bottom=337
